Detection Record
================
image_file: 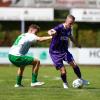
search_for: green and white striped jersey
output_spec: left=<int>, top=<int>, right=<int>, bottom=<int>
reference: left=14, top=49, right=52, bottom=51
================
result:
left=9, top=33, right=39, bottom=56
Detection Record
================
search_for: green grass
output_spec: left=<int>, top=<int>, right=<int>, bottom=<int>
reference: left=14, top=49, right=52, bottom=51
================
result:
left=0, top=65, right=100, bottom=100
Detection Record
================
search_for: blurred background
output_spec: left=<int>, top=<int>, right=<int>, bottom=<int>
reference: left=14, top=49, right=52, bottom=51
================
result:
left=0, top=0, right=100, bottom=65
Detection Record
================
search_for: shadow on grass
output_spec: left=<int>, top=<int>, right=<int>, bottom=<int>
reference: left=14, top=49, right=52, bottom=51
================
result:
left=84, top=87, right=100, bottom=90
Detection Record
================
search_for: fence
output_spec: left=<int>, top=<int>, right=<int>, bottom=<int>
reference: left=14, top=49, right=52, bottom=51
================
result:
left=0, top=47, right=100, bottom=65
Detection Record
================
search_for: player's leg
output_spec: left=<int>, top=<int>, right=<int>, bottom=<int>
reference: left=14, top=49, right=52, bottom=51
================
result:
left=13, top=55, right=44, bottom=87
left=49, top=52, right=68, bottom=89
left=65, top=51, right=82, bottom=78
left=65, top=51, right=90, bottom=85
left=31, top=59, right=40, bottom=83
left=12, top=55, right=44, bottom=87
left=31, top=58, right=44, bottom=87
left=59, top=66, right=68, bottom=89
left=15, top=67, right=25, bottom=87
left=69, top=60, right=90, bottom=85
left=69, top=60, right=82, bottom=78
left=8, top=54, right=25, bottom=87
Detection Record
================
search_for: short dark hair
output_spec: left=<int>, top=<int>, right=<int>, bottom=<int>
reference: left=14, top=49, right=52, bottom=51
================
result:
left=67, top=15, right=75, bottom=21
left=29, top=24, right=40, bottom=32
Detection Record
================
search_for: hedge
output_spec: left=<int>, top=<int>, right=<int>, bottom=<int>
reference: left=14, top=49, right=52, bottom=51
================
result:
left=0, top=21, right=100, bottom=47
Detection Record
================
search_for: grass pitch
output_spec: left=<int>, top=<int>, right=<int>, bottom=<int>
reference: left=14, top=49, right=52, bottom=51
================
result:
left=0, top=65, right=100, bottom=100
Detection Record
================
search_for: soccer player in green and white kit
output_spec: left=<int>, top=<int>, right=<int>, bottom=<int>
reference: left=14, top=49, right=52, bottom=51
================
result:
left=8, top=24, right=52, bottom=87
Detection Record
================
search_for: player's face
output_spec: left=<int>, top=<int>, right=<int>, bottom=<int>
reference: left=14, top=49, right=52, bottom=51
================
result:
left=65, top=17, right=74, bottom=28
left=34, top=28, right=39, bottom=34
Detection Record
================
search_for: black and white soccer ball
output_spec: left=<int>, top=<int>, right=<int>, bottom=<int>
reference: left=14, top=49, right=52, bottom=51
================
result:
left=72, top=79, right=83, bottom=88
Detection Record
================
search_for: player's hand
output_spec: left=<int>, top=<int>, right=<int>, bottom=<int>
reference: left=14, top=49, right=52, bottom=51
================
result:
left=48, top=29, right=56, bottom=36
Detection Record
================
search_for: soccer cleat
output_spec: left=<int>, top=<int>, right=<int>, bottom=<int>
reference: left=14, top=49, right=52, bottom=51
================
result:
left=63, top=83, right=68, bottom=89
left=14, top=84, right=24, bottom=88
left=81, top=79, right=90, bottom=85
left=31, top=82, right=45, bottom=87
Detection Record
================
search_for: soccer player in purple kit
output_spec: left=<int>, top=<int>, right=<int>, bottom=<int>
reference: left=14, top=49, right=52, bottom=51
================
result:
left=48, top=15, right=90, bottom=89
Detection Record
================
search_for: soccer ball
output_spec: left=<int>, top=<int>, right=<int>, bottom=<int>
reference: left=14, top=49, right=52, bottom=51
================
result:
left=72, top=79, right=83, bottom=88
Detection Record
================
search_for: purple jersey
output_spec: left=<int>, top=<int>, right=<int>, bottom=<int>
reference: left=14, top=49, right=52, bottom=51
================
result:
left=49, top=24, right=72, bottom=52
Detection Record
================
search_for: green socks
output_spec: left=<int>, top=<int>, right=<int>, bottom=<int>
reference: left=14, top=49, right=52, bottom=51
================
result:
left=16, top=76, right=22, bottom=85
left=32, top=73, right=38, bottom=83
left=16, top=73, right=38, bottom=85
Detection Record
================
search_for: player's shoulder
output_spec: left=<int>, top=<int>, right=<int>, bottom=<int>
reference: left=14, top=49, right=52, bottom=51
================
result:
left=25, top=33, right=39, bottom=42
left=21, top=33, right=28, bottom=36
left=58, top=24, right=63, bottom=28
left=54, top=24, right=63, bottom=30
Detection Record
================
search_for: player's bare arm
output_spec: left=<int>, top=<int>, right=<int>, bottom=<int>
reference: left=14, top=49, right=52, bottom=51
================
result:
left=48, top=29, right=56, bottom=36
left=69, top=35, right=81, bottom=48
left=37, top=36, right=52, bottom=41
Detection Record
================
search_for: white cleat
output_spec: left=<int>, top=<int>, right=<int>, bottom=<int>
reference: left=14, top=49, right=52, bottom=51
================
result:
left=31, top=82, right=45, bottom=87
left=63, top=83, right=68, bottom=89
left=14, top=84, right=24, bottom=88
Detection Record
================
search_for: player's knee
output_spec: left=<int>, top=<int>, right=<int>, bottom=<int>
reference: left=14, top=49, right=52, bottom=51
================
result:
left=60, top=67, right=66, bottom=74
left=31, top=59, right=40, bottom=66
left=69, top=61, right=77, bottom=68
left=37, top=60, right=40, bottom=65
left=35, top=59, right=40, bottom=64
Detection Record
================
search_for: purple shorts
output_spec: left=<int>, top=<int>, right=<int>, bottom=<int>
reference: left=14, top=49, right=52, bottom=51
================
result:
left=49, top=51, right=74, bottom=70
